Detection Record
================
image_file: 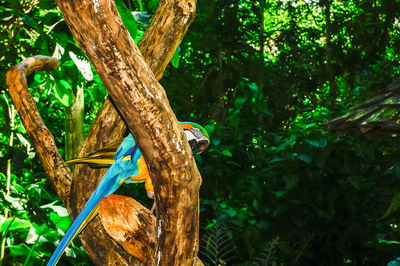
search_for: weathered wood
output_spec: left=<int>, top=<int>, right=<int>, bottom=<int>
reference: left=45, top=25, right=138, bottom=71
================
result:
left=69, top=102, right=133, bottom=265
left=139, top=0, right=196, bottom=81
left=99, top=195, right=204, bottom=266
left=7, top=0, right=200, bottom=264
left=5, top=56, right=71, bottom=205
left=99, top=195, right=156, bottom=263
left=56, top=0, right=200, bottom=265
left=56, top=0, right=200, bottom=264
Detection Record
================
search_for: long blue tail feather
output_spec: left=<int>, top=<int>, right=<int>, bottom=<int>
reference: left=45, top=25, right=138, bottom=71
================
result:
left=47, top=176, right=116, bottom=266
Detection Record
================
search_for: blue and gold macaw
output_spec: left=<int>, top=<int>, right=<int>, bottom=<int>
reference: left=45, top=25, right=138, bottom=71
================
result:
left=47, top=122, right=209, bottom=266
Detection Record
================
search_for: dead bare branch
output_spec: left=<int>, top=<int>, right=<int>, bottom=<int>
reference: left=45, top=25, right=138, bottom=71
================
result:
left=5, top=56, right=71, bottom=205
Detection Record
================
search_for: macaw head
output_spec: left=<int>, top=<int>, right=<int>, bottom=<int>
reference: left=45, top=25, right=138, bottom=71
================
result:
left=180, top=122, right=210, bottom=154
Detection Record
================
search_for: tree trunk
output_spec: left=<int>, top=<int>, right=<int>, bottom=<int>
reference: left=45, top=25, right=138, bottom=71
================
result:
left=7, top=0, right=200, bottom=264
left=98, top=194, right=204, bottom=265
left=56, top=0, right=200, bottom=265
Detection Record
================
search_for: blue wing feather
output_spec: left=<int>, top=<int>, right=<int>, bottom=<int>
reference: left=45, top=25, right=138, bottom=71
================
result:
left=114, top=134, right=136, bottom=159
left=48, top=132, right=153, bottom=265
left=49, top=121, right=207, bottom=265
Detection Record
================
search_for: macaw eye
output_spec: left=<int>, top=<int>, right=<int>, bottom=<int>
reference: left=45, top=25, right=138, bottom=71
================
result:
left=188, top=139, right=198, bottom=150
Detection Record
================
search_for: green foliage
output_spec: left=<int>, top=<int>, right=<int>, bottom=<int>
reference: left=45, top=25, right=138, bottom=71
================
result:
left=115, top=0, right=138, bottom=39
left=162, top=0, right=400, bottom=264
left=199, top=223, right=240, bottom=265
left=0, top=0, right=104, bottom=263
left=1, top=0, right=400, bottom=265
left=249, top=237, right=281, bottom=266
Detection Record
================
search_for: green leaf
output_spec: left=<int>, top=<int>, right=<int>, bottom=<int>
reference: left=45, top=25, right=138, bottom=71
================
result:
left=234, top=96, right=248, bottom=108
left=63, top=60, right=75, bottom=67
left=88, top=84, right=107, bottom=102
left=34, top=72, right=47, bottom=84
left=383, top=192, right=400, bottom=218
left=298, top=153, right=312, bottom=163
left=0, top=95, right=10, bottom=126
left=54, top=80, right=73, bottom=106
left=222, top=150, right=232, bottom=157
left=38, top=0, right=56, bottom=9
left=0, top=216, right=15, bottom=246
left=204, top=123, right=215, bottom=135
left=248, top=82, right=258, bottom=93
left=211, top=138, right=221, bottom=146
left=8, top=243, right=41, bottom=258
left=40, top=201, right=68, bottom=216
left=205, top=222, right=215, bottom=229
left=305, top=137, right=327, bottom=148
left=194, top=153, right=202, bottom=164
left=306, top=123, right=317, bottom=129
left=283, top=174, right=299, bottom=189
left=33, top=223, right=50, bottom=236
left=135, top=0, right=144, bottom=12
left=226, top=209, right=237, bottom=217
left=170, top=49, right=180, bottom=68
left=0, top=217, right=31, bottom=232
left=149, top=0, right=160, bottom=10
left=49, top=212, right=72, bottom=233
left=115, top=0, right=138, bottom=39
left=19, top=13, right=41, bottom=32
left=134, top=30, right=144, bottom=44
left=8, top=244, right=30, bottom=256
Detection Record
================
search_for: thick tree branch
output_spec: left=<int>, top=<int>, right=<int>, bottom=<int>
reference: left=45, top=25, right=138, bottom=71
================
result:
left=56, top=0, right=200, bottom=264
left=5, top=56, right=71, bottom=205
left=139, top=0, right=196, bottom=81
left=57, top=0, right=199, bottom=265
left=7, top=0, right=199, bottom=264
left=99, top=195, right=204, bottom=265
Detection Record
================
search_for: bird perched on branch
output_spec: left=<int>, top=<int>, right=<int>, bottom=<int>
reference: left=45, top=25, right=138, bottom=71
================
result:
left=47, top=122, right=209, bottom=266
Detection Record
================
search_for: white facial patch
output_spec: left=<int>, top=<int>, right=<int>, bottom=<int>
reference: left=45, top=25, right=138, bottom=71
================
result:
left=184, top=129, right=197, bottom=142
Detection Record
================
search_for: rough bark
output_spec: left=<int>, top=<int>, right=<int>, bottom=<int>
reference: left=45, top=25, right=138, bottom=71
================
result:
left=7, top=0, right=199, bottom=264
left=99, top=195, right=156, bottom=263
left=5, top=56, right=71, bottom=204
left=99, top=195, right=204, bottom=266
left=6, top=54, right=203, bottom=265
left=55, top=0, right=200, bottom=265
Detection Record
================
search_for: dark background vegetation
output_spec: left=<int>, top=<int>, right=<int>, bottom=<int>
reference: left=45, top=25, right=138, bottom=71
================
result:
left=1, top=0, right=400, bottom=265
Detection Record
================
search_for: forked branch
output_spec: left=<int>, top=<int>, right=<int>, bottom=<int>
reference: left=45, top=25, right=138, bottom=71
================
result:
left=6, top=0, right=201, bottom=264
left=55, top=0, right=201, bottom=264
